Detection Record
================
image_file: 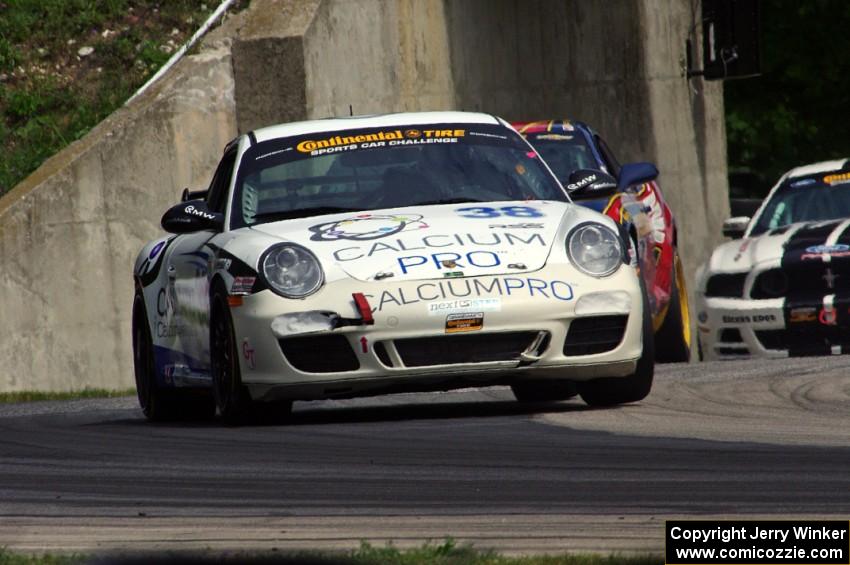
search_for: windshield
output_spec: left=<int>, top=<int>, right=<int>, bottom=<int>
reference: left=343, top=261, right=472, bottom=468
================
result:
left=231, top=123, right=566, bottom=228
left=522, top=132, right=598, bottom=182
left=750, top=173, right=850, bottom=236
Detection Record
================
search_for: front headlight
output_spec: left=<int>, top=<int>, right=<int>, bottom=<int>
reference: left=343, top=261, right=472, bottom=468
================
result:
left=566, top=222, right=623, bottom=277
left=260, top=244, right=324, bottom=298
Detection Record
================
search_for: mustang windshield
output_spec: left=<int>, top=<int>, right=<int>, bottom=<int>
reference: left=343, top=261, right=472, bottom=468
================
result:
left=522, top=132, right=598, bottom=182
left=232, top=123, right=566, bottom=228
left=750, top=174, right=850, bottom=236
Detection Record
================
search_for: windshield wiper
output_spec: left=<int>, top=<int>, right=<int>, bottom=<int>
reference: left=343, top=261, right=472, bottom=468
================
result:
left=251, top=206, right=358, bottom=222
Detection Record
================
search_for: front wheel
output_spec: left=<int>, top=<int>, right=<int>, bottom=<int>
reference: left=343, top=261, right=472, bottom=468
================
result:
left=654, top=253, right=691, bottom=363
left=132, top=290, right=179, bottom=421
left=210, top=285, right=254, bottom=424
left=578, top=278, right=655, bottom=407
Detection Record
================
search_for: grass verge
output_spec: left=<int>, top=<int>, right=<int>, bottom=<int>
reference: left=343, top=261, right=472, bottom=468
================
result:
left=0, top=0, right=248, bottom=196
left=0, top=388, right=135, bottom=404
left=0, top=542, right=663, bottom=564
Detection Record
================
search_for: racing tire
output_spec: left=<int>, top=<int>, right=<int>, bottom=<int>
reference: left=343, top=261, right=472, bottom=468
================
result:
left=210, top=285, right=254, bottom=425
left=511, top=380, right=577, bottom=403
left=577, top=278, right=655, bottom=407
left=132, top=290, right=181, bottom=421
left=654, top=253, right=691, bottom=363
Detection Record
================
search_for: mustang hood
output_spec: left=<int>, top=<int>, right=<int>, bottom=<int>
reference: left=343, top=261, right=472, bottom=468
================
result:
left=249, top=201, right=590, bottom=282
left=708, top=219, right=850, bottom=273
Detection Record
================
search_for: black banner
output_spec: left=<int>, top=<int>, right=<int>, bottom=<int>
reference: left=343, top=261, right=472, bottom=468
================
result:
left=666, top=520, right=849, bottom=564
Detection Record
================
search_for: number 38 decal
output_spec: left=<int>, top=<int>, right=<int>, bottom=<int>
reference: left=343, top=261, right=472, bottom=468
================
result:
left=455, top=206, right=544, bottom=218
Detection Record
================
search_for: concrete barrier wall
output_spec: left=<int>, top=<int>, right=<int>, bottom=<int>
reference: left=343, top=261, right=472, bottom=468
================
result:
left=0, top=45, right=237, bottom=391
left=0, top=0, right=727, bottom=391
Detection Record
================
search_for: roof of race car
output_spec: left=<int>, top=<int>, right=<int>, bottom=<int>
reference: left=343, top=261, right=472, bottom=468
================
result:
left=251, top=111, right=502, bottom=143
left=786, top=158, right=849, bottom=179
left=511, top=120, right=582, bottom=135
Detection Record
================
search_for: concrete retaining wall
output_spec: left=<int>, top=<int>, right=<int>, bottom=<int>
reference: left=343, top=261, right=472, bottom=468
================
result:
left=0, top=0, right=727, bottom=391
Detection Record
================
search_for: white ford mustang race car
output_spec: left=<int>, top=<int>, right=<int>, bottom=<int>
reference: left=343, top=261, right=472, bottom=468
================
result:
left=696, top=159, right=850, bottom=360
left=132, top=111, right=659, bottom=422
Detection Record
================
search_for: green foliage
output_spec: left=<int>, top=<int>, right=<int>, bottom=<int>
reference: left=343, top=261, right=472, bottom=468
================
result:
left=0, top=548, right=82, bottom=564
left=0, top=388, right=135, bottom=403
left=0, top=543, right=662, bottom=565
left=0, top=1, right=230, bottom=194
left=725, top=0, right=850, bottom=190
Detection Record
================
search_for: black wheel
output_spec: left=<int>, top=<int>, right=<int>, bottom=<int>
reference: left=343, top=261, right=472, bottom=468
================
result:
left=511, top=380, right=577, bottom=403
left=578, top=277, right=655, bottom=407
left=654, top=253, right=691, bottom=363
left=132, top=290, right=180, bottom=421
left=210, top=285, right=253, bottom=424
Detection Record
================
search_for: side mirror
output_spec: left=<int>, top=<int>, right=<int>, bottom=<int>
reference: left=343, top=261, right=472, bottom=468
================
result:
left=181, top=187, right=209, bottom=202
left=722, top=216, right=750, bottom=239
left=161, top=199, right=224, bottom=234
left=564, top=169, right=618, bottom=200
left=617, top=162, right=659, bottom=190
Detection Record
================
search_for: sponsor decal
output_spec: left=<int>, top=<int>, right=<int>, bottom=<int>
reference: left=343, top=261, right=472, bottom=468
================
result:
left=823, top=172, right=850, bottom=186
left=359, top=336, right=369, bottom=353
left=722, top=314, right=776, bottom=324
left=566, top=174, right=597, bottom=192
left=445, top=312, right=484, bottom=333
left=534, top=133, right=574, bottom=140
left=398, top=250, right=500, bottom=274
left=789, top=307, right=817, bottom=323
left=231, top=276, right=256, bottom=295
left=790, top=178, right=817, bottom=187
left=215, top=258, right=232, bottom=271
left=805, top=244, right=850, bottom=254
left=456, top=205, right=544, bottom=219
left=819, top=307, right=837, bottom=326
left=184, top=205, right=216, bottom=220
left=242, top=339, right=256, bottom=370
left=295, top=129, right=466, bottom=156
left=488, top=222, right=544, bottom=229
left=310, top=213, right=428, bottom=242
left=733, top=239, right=751, bottom=262
left=331, top=231, right=546, bottom=262
left=364, top=276, right=574, bottom=313
left=801, top=244, right=850, bottom=260
left=149, top=241, right=166, bottom=260
left=443, top=271, right=464, bottom=278
left=428, top=297, right=501, bottom=316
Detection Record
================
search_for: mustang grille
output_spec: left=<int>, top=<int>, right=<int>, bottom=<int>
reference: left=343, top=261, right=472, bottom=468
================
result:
left=563, top=315, right=628, bottom=356
left=705, top=273, right=747, bottom=298
left=394, top=332, right=541, bottom=367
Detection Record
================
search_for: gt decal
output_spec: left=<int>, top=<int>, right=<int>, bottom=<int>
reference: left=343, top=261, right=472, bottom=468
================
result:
left=455, top=206, right=544, bottom=218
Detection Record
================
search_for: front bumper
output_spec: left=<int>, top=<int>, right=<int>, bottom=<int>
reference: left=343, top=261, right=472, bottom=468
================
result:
left=697, top=294, right=850, bottom=360
left=231, top=265, right=644, bottom=400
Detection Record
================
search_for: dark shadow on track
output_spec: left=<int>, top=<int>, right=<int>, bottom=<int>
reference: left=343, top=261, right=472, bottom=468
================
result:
left=89, top=396, right=595, bottom=429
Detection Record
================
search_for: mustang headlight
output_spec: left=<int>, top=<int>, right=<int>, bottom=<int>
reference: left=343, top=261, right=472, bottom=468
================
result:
left=566, top=222, right=623, bottom=277
left=260, top=244, right=324, bottom=298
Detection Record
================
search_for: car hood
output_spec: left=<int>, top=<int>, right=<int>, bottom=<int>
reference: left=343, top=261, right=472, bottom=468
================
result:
left=707, top=219, right=850, bottom=273
left=247, top=201, right=592, bottom=282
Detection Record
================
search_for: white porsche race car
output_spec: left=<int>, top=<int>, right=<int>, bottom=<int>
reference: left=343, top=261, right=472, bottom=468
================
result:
left=132, top=111, right=659, bottom=422
left=696, top=159, right=850, bottom=360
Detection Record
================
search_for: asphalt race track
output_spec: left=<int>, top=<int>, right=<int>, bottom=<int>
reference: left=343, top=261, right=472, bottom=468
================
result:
left=2, top=356, right=850, bottom=555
